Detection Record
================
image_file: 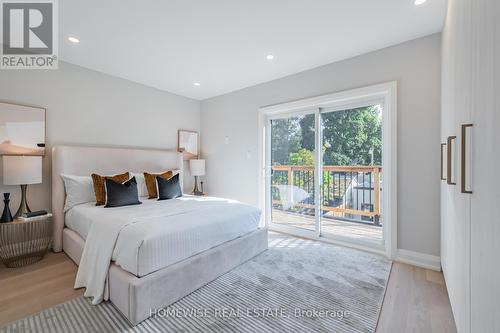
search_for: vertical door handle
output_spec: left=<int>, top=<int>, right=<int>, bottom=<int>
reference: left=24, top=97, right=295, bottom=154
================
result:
left=461, top=124, right=473, bottom=194
left=440, top=143, right=446, bottom=181
left=447, top=136, right=456, bottom=185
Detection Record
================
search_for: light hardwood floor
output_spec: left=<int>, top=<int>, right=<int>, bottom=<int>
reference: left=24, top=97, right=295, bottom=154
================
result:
left=0, top=252, right=83, bottom=326
left=377, top=263, right=457, bottom=333
left=0, top=252, right=456, bottom=332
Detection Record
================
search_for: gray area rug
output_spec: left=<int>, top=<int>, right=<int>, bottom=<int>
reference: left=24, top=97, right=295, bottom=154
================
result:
left=1, top=232, right=391, bottom=333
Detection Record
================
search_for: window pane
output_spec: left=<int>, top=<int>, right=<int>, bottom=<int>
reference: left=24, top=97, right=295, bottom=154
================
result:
left=320, top=105, right=383, bottom=242
left=270, top=113, right=315, bottom=231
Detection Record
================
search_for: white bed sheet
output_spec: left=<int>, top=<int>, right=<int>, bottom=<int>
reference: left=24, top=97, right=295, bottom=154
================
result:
left=65, top=196, right=261, bottom=277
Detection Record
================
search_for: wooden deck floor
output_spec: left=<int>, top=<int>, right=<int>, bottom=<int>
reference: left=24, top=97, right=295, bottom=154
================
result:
left=272, top=209, right=383, bottom=242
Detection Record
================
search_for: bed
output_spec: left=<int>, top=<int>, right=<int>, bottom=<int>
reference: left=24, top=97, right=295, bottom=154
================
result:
left=52, top=145, right=268, bottom=325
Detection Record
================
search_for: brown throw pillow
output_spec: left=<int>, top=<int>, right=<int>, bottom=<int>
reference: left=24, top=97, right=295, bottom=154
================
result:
left=144, top=171, right=173, bottom=199
left=91, top=172, right=130, bottom=206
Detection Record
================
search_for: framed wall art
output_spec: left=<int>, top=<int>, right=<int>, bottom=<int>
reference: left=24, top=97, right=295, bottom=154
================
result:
left=178, top=130, right=198, bottom=160
left=0, top=102, right=46, bottom=156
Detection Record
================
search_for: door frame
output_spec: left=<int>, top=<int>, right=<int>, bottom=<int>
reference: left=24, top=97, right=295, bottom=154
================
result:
left=258, top=81, right=398, bottom=259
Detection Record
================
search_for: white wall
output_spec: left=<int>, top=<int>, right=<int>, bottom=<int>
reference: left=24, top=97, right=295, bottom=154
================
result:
left=201, top=34, right=442, bottom=256
left=0, top=61, right=200, bottom=213
left=0, top=35, right=441, bottom=257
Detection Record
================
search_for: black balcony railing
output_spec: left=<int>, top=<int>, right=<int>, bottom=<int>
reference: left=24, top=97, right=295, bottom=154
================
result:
left=271, top=165, right=382, bottom=225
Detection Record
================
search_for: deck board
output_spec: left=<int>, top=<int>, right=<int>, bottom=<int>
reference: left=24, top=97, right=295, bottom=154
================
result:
left=272, top=209, right=383, bottom=241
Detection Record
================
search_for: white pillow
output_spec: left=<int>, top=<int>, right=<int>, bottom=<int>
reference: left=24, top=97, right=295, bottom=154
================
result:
left=131, top=172, right=148, bottom=197
left=61, top=174, right=95, bottom=211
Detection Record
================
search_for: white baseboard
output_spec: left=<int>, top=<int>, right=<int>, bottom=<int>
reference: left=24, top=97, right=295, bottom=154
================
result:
left=395, top=249, right=441, bottom=271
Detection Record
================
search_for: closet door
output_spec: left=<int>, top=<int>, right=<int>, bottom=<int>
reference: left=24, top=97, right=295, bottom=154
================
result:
left=441, top=0, right=456, bottom=280
left=470, top=0, right=500, bottom=331
left=441, top=0, right=472, bottom=332
left=440, top=0, right=455, bottom=279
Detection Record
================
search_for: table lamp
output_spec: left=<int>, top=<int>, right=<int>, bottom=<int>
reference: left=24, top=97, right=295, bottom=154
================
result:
left=189, top=159, right=205, bottom=195
left=3, top=156, right=42, bottom=218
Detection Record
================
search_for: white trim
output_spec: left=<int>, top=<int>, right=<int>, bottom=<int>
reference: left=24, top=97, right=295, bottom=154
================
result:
left=266, top=108, right=317, bottom=120
left=258, top=81, right=398, bottom=260
left=260, top=82, right=396, bottom=115
left=395, top=249, right=442, bottom=271
left=257, top=111, right=270, bottom=227
left=383, top=81, right=398, bottom=260
left=314, top=108, right=322, bottom=237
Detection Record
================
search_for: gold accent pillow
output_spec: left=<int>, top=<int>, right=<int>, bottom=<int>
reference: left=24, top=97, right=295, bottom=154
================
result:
left=91, top=172, right=130, bottom=206
left=144, top=171, right=173, bottom=199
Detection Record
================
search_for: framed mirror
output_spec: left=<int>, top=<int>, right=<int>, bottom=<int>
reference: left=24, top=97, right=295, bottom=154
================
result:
left=0, top=102, right=46, bottom=156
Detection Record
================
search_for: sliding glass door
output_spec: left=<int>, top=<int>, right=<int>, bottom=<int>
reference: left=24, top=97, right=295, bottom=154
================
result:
left=269, top=113, right=317, bottom=232
left=266, top=103, right=385, bottom=249
left=320, top=105, right=383, bottom=246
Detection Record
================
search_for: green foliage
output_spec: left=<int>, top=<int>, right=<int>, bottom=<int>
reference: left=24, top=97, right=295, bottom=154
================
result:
left=322, top=105, right=382, bottom=165
left=271, top=105, right=382, bottom=166
left=270, top=117, right=303, bottom=165
left=289, top=148, right=314, bottom=166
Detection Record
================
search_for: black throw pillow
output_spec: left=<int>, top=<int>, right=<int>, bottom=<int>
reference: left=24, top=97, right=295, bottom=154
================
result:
left=105, top=176, right=142, bottom=208
left=157, top=173, right=182, bottom=200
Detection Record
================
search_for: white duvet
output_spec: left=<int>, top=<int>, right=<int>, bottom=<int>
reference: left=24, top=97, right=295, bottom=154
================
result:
left=73, top=196, right=261, bottom=305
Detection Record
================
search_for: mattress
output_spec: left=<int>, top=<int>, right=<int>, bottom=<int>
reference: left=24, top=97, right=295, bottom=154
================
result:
left=65, top=196, right=261, bottom=277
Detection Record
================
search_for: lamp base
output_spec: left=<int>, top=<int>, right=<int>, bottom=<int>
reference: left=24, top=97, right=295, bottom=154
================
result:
left=192, top=176, right=203, bottom=196
left=13, top=184, right=31, bottom=219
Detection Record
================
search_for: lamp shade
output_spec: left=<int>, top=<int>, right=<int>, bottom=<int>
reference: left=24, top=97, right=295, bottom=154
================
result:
left=189, top=159, right=205, bottom=176
left=3, top=156, right=42, bottom=185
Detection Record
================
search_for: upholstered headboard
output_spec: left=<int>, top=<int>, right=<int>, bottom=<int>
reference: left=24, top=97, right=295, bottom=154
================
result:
left=52, top=145, right=183, bottom=252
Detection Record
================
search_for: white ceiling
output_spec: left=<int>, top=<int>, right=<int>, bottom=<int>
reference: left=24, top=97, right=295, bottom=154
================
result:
left=60, top=0, right=447, bottom=100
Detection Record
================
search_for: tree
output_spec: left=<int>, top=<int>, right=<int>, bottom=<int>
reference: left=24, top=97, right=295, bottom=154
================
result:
left=299, top=115, right=315, bottom=151
left=270, top=114, right=313, bottom=165
left=289, top=148, right=314, bottom=166
left=270, top=105, right=382, bottom=166
left=321, top=105, right=382, bottom=165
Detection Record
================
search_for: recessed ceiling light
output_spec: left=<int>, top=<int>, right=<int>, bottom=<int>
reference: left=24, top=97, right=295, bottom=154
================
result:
left=414, top=0, right=427, bottom=5
left=68, top=36, right=80, bottom=43
left=266, top=54, right=274, bottom=60
left=193, top=82, right=201, bottom=87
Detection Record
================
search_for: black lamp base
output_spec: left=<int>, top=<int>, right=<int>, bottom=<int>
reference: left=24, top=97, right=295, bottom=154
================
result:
left=14, top=184, right=31, bottom=219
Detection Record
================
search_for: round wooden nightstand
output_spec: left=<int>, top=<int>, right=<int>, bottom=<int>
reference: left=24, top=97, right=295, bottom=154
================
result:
left=0, top=215, right=53, bottom=268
